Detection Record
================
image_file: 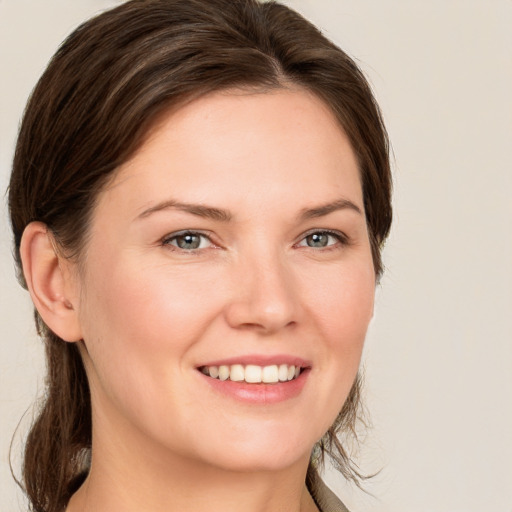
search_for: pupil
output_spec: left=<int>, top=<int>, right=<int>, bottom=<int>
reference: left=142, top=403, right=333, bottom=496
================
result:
left=178, top=234, right=200, bottom=249
left=308, top=233, right=328, bottom=247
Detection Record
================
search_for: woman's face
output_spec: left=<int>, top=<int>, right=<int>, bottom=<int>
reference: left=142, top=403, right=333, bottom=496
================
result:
left=72, top=88, right=375, bottom=473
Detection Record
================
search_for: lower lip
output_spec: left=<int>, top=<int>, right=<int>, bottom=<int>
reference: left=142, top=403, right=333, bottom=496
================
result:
left=199, top=369, right=310, bottom=404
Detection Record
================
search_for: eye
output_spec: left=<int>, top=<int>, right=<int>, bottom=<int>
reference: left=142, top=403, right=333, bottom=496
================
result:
left=297, top=230, right=346, bottom=249
left=162, top=231, right=213, bottom=251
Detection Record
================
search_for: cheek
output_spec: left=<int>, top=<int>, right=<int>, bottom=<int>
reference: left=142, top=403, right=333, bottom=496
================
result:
left=76, top=254, right=225, bottom=430
left=300, top=259, right=374, bottom=429
left=76, top=251, right=229, bottom=391
left=82, top=251, right=213, bottom=338
left=304, top=258, right=375, bottom=348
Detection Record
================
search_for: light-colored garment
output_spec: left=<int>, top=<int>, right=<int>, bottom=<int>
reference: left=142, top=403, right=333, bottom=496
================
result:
left=307, top=466, right=350, bottom=512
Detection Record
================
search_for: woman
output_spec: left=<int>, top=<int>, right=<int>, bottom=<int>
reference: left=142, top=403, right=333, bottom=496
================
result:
left=8, top=0, right=392, bottom=511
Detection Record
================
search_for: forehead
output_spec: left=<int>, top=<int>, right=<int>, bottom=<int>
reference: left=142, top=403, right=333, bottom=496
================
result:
left=98, top=88, right=363, bottom=219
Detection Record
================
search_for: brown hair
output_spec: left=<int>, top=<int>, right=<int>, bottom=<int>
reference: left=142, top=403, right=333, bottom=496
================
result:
left=8, top=0, right=392, bottom=510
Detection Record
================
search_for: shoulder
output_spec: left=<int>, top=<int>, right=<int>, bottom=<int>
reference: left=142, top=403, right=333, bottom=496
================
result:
left=306, top=465, right=351, bottom=512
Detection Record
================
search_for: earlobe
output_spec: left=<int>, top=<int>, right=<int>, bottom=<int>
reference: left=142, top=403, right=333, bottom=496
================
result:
left=20, top=222, right=83, bottom=342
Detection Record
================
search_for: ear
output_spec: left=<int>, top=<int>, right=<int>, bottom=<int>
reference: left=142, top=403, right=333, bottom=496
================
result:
left=20, top=222, right=83, bottom=342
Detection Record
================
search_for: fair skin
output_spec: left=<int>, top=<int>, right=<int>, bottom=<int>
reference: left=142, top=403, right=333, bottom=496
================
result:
left=21, top=88, right=375, bottom=512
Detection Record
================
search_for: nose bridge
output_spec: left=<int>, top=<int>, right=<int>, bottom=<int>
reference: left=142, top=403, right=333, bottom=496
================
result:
left=225, top=242, right=299, bottom=333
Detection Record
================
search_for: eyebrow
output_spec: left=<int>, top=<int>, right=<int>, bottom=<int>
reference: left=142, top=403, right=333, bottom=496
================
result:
left=298, top=198, right=362, bottom=220
left=136, top=197, right=362, bottom=222
left=137, top=199, right=232, bottom=222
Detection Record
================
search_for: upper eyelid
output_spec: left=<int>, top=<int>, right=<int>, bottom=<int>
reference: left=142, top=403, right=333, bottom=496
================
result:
left=162, top=229, right=213, bottom=241
left=300, top=228, right=345, bottom=237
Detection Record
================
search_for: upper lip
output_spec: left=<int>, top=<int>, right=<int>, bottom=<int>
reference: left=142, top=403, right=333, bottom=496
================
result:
left=197, top=354, right=312, bottom=368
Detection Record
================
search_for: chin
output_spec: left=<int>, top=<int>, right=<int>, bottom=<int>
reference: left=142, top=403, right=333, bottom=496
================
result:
left=209, top=447, right=311, bottom=474
left=191, top=428, right=316, bottom=473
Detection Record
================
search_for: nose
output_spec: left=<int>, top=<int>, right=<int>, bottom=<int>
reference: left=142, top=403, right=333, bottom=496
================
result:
left=224, top=251, right=300, bottom=334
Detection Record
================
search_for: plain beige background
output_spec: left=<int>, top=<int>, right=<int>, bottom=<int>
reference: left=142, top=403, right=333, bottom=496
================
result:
left=1, top=1, right=511, bottom=511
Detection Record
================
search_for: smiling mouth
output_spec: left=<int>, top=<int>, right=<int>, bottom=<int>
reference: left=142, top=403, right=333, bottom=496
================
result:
left=198, top=364, right=305, bottom=384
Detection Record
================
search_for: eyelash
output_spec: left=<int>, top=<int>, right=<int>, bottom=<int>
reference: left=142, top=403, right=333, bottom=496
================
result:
left=161, top=229, right=350, bottom=253
left=297, top=229, right=350, bottom=251
left=161, top=230, right=215, bottom=252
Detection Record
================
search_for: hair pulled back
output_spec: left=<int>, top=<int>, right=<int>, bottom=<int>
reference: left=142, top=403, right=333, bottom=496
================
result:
left=8, top=1, right=392, bottom=510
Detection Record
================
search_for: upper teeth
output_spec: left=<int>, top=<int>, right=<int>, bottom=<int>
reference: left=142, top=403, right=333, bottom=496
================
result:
left=201, top=364, right=301, bottom=384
